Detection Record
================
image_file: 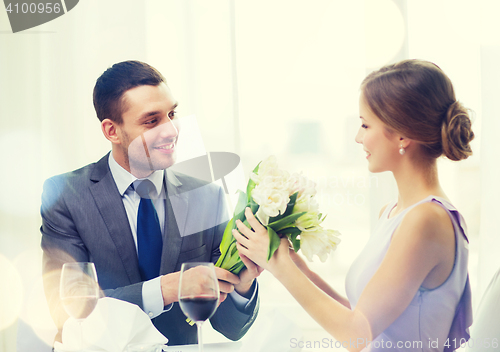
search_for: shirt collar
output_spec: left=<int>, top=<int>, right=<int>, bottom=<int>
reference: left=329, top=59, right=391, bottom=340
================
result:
left=108, top=153, right=164, bottom=196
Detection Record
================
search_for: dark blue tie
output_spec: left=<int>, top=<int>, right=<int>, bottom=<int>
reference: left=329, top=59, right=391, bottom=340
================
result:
left=134, top=180, right=163, bottom=281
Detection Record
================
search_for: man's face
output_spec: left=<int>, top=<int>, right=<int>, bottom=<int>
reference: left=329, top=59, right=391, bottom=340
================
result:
left=115, top=83, right=179, bottom=178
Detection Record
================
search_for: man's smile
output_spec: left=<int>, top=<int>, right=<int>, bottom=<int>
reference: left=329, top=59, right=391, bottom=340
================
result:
left=153, top=142, right=176, bottom=153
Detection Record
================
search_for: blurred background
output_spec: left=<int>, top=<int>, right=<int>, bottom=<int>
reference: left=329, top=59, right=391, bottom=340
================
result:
left=1, top=0, right=499, bottom=351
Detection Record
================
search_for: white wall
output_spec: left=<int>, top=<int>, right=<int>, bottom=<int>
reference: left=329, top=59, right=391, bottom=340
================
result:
left=1, top=1, right=498, bottom=351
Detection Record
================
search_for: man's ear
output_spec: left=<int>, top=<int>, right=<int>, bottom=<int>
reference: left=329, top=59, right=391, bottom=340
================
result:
left=101, top=119, right=121, bottom=145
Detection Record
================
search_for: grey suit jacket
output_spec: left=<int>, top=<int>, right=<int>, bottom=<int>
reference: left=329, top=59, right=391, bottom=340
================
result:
left=40, top=153, right=258, bottom=346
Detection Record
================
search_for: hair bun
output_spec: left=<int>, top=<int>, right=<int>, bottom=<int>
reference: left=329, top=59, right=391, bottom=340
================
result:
left=441, top=101, right=474, bottom=161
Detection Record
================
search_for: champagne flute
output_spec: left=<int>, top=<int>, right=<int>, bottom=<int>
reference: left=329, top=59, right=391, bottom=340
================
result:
left=60, top=262, right=99, bottom=350
left=178, top=262, right=220, bottom=352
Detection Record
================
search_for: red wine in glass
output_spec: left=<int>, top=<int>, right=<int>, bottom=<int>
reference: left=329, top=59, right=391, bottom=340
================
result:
left=178, top=262, right=220, bottom=352
left=179, top=295, right=218, bottom=322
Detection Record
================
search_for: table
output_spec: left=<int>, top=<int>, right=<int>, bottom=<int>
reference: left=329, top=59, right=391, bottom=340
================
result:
left=163, top=341, right=242, bottom=352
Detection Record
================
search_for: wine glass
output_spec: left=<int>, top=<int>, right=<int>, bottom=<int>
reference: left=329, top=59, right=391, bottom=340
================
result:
left=60, top=262, right=99, bottom=350
left=178, top=262, right=220, bottom=352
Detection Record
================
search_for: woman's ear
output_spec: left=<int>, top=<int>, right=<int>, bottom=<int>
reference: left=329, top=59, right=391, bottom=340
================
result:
left=399, top=137, right=411, bottom=149
left=101, top=119, right=121, bottom=145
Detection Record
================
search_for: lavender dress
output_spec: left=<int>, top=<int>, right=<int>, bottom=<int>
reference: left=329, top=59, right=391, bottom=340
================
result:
left=345, top=196, right=472, bottom=352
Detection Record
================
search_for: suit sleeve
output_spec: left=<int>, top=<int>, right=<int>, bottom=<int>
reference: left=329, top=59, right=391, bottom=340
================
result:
left=40, top=176, right=89, bottom=332
left=208, top=186, right=260, bottom=341
left=40, top=176, right=143, bottom=336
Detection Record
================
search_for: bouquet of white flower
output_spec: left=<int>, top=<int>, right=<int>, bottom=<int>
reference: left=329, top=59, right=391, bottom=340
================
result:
left=215, top=156, right=341, bottom=274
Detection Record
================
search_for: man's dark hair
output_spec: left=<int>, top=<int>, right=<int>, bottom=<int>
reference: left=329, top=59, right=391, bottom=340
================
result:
left=93, top=60, right=166, bottom=123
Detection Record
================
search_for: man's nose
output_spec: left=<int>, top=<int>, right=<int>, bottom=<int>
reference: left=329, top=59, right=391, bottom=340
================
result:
left=159, top=119, right=179, bottom=139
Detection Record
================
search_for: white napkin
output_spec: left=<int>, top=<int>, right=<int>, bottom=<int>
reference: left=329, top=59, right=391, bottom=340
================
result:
left=238, top=309, right=303, bottom=352
left=54, top=297, right=168, bottom=352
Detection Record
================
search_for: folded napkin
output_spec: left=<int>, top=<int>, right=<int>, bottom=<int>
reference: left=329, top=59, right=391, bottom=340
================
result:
left=238, top=309, right=303, bottom=352
left=54, top=297, right=168, bottom=352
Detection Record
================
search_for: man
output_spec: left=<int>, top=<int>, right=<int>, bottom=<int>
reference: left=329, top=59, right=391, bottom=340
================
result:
left=40, top=60, right=260, bottom=346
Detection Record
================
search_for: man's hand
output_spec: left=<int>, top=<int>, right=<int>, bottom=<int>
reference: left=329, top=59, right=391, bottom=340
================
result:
left=160, top=271, right=181, bottom=306
left=214, top=267, right=240, bottom=305
left=234, top=253, right=263, bottom=297
left=160, top=266, right=242, bottom=306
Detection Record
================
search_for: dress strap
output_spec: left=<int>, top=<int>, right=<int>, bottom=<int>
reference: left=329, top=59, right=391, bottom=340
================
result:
left=430, top=197, right=469, bottom=243
left=381, top=200, right=398, bottom=219
left=429, top=197, right=472, bottom=349
left=444, top=275, right=473, bottom=351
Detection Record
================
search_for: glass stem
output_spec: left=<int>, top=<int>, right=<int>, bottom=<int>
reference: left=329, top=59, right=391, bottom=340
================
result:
left=196, top=321, right=203, bottom=352
left=78, top=320, right=83, bottom=350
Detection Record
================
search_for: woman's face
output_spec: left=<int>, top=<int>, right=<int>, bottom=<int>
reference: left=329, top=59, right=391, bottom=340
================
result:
left=355, top=93, right=402, bottom=173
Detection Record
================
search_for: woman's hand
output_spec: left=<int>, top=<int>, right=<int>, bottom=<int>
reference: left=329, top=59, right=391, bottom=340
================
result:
left=288, top=245, right=310, bottom=273
left=232, top=208, right=269, bottom=269
left=233, top=207, right=292, bottom=274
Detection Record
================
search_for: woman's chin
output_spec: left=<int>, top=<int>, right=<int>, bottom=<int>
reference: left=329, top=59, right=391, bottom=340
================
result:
left=366, top=161, right=375, bottom=172
left=367, top=163, right=382, bottom=173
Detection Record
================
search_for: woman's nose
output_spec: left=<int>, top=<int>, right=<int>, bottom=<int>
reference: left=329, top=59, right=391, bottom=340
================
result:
left=355, top=127, right=363, bottom=144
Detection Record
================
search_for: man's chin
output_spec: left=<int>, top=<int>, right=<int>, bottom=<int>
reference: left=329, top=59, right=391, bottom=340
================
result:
left=129, top=155, right=176, bottom=176
left=151, top=154, right=177, bottom=171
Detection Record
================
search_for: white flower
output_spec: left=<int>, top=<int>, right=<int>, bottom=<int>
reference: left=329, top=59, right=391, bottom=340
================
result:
left=255, top=208, right=270, bottom=226
left=250, top=156, right=288, bottom=186
left=293, top=194, right=319, bottom=214
left=288, top=172, right=317, bottom=199
left=249, top=155, right=293, bottom=225
left=252, top=184, right=290, bottom=225
left=293, top=194, right=321, bottom=231
left=300, top=227, right=341, bottom=262
left=257, top=155, right=279, bottom=174
left=295, top=212, right=321, bottom=231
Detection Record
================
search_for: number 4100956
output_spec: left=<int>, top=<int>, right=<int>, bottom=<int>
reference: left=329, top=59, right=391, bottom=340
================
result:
left=5, top=2, right=62, bottom=14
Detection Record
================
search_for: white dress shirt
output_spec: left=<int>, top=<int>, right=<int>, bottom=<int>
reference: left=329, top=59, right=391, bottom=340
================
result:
left=108, top=153, right=254, bottom=319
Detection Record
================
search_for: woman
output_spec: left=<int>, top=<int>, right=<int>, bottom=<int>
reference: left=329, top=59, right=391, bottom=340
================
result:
left=233, top=59, right=474, bottom=352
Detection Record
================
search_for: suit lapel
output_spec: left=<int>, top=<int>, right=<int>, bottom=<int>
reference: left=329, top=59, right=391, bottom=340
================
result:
left=161, top=169, right=188, bottom=274
left=89, top=154, right=142, bottom=283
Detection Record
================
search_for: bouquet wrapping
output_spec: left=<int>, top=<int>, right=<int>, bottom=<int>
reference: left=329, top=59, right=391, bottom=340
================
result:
left=215, top=156, right=341, bottom=274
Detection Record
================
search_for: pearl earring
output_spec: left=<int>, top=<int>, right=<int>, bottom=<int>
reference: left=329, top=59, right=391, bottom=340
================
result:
left=399, top=145, right=406, bottom=155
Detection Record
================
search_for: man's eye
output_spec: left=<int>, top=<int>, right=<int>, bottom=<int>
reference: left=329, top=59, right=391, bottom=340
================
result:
left=145, top=119, right=157, bottom=125
left=361, top=124, right=368, bottom=129
left=168, top=110, right=177, bottom=119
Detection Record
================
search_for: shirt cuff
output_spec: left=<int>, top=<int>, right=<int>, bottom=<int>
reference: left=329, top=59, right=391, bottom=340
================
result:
left=142, top=276, right=173, bottom=319
left=228, top=280, right=258, bottom=313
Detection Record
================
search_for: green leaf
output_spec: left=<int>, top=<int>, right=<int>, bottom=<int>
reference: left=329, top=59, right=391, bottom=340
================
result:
left=246, top=162, right=261, bottom=203
left=289, top=232, right=301, bottom=253
left=249, top=198, right=259, bottom=214
left=234, top=200, right=254, bottom=224
left=252, top=162, right=261, bottom=174
left=234, top=190, right=248, bottom=217
left=267, top=226, right=281, bottom=261
left=278, top=226, right=301, bottom=237
left=230, top=242, right=238, bottom=256
left=268, top=192, right=299, bottom=224
left=320, top=213, right=327, bottom=222
left=268, top=213, right=281, bottom=224
left=219, top=242, right=240, bottom=271
left=268, top=212, right=306, bottom=232
left=234, top=209, right=245, bottom=223
left=283, top=192, right=299, bottom=217
left=230, top=261, right=246, bottom=275
left=242, top=219, right=251, bottom=229
left=246, top=180, right=256, bottom=204
left=215, top=218, right=236, bottom=267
